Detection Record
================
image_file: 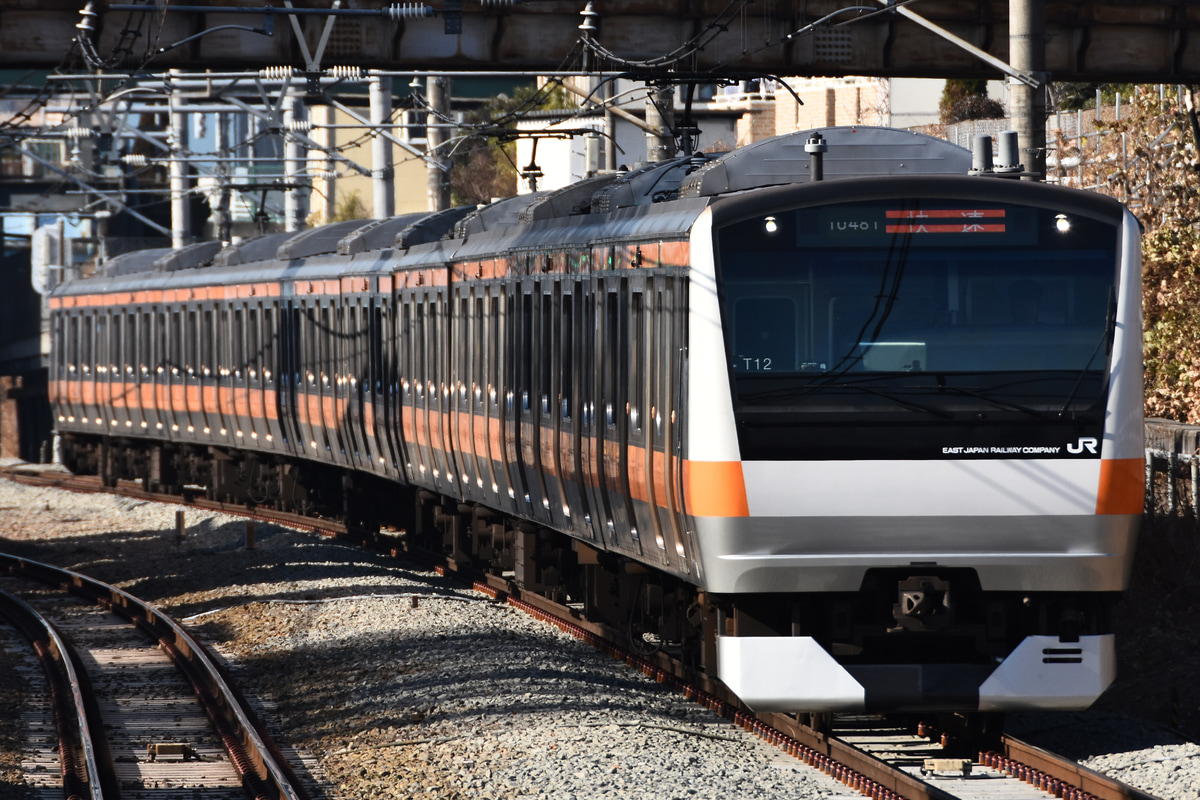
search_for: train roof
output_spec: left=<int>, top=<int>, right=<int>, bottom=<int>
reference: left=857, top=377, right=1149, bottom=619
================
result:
left=69, top=127, right=1004, bottom=293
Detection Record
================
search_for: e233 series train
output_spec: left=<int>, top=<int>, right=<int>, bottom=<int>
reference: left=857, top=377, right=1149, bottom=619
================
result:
left=49, top=127, right=1143, bottom=713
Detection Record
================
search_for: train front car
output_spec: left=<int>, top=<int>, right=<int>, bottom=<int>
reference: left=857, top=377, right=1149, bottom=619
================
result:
left=692, top=176, right=1143, bottom=713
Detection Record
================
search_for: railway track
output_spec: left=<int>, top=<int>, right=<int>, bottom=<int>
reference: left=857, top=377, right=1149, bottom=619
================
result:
left=0, top=464, right=1168, bottom=800
left=0, top=551, right=305, bottom=800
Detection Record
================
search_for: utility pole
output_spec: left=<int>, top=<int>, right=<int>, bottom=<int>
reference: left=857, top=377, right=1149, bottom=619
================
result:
left=1010, top=0, right=1046, bottom=178
left=370, top=74, right=395, bottom=218
left=426, top=76, right=451, bottom=211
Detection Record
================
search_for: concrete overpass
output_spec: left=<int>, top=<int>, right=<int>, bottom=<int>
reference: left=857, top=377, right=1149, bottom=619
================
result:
left=1, top=1, right=1198, bottom=82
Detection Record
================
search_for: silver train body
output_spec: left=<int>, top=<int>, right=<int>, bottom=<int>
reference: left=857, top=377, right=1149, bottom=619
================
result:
left=50, top=127, right=1143, bottom=712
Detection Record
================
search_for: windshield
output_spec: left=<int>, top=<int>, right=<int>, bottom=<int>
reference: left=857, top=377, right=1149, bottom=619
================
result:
left=715, top=198, right=1120, bottom=459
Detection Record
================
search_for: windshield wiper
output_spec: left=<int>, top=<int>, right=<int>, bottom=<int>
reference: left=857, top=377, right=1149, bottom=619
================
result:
left=1058, top=287, right=1116, bottom=417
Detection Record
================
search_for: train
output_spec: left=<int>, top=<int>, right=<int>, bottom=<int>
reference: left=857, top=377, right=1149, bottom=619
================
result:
left=48, top=126, right=1144, bottom=714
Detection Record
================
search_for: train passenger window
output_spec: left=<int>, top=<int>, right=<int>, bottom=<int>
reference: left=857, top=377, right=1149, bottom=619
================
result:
left=233, top=309, right=245, bottom=379
left=219, top=310, right=229, bottom=376
left=80, top=312, right=93, bottom=374
left=604, top=291, right=620, bottom=427
left=561, top=294, right=573, bottom=419
left=490, top=296, right=500, bottom=408
left=262, top=308, right=274, bottom=383
left=474, top=297, right=485, bottom=401
left=415, top=302, right=425, bottom=396
left=185, top=311, right=197, bottom=376
left=249, top=308, right=260, bottom=378
left=540, top=292, right=552, bottom=415
left=140, top=313, right=151, bottom=375
left=109, top=313, right=121, bottom=374
left=521, top=294, right=533, bottom=412
left=96, top=314, right=108, bottom=374
left=321, top=306, right=332, bottom=386
left=67, top=316, right=79, bottom=372
left=156, top=312, right=167, bottom=375
left=505, top=295, right=515, bottom=412
left=460, top=297, right=471, bottom=401
left=125, top=313, right=136, bottom=375
left=202, top=311, right=214, bottom=376
left=631, top=292, right=644, bottom=431
left=170, top=312, right=182, bottom=375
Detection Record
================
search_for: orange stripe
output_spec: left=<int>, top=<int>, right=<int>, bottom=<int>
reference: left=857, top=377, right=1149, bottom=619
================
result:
left=1096, top=458, right=1145, bottom=515
left=682, top=460, right=749, bottom=518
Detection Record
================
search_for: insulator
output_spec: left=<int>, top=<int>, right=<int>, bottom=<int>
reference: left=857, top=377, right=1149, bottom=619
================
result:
left=284, top=119, right=313, bottom=132
left=121, top=154, right=148, bottom=166
left=310, top=170, right=339, bottom=179
left=259, top=66, right=296, bottom=80
left=383, top=3, right=435, bottom=20
left=64, top=127, right=97, bottom=139
left=75, top=1, right=98, bottom=33
left=326, top=66, right=365, bottom=80
left=478, top=0, right=519, bottom=6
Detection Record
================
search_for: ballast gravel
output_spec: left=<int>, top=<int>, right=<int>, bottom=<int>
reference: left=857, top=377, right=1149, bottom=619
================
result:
left=0, top=462, right=1197, bottom=800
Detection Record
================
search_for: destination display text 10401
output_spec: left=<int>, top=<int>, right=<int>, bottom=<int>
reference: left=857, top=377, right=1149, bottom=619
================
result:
left=809, top=204, right=1036, bottom=246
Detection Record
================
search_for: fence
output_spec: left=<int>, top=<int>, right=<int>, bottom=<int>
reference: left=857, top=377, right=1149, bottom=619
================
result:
left=1146, top=418, right=1200, bottom=520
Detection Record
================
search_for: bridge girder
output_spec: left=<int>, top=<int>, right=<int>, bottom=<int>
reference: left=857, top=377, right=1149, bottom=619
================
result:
left=1, top=1, right=1198, bottom=83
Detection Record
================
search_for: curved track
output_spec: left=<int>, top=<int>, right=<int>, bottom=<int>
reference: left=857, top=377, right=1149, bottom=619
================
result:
left=0, top=550, right=305, bottom=800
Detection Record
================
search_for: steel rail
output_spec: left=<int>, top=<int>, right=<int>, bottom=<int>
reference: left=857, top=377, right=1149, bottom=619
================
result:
left=0, top=588, right=105, bottom=800
left=0, top=552, right=305, bottom=800
left=1000, top=737, right=1162, bottom=800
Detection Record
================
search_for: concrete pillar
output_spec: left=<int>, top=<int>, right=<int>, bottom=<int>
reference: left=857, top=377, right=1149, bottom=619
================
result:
left=1010, top=0, right=1047, bottom=178
left=370, top=74, right=395, bottom=219
left=426, top=77, right=451, bottom=212
left=169, top=70, right=189, bottom=249
left=644, top=85, right=675, bottom=162
left=283, top=90, right=305, bottom=231
left=213, top=112, right=231, bottom=244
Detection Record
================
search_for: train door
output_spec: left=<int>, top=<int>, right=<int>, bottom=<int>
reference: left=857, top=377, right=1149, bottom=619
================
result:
left=93, top=311, right=113, bottom=431
left=501, top=284, right=527, bottom=517
left=139, top=308, right=161, bottom=436
left=483, top=290, right=510, bottom=512
left=516, top=274, right=551, bottom=526
left=625, top=280, right=669, bottom=567
left=334, top=295, right=359, bottom=469
left=431, top=288, right=456, bottom=495
left=256, top=301, right=282, bottom=451
left=452, top=286, right=481, bottom=503
left=404, top=288, right=437, bottom=489
left=123, top=310, right=143, bottom=434
left=604, top=276, right=640, bottom=555
left=657, top=276, right=691, bottom=568
left=275, top=301, right=296, bottom=453
left=371, top=292, right=402, bottom=478
left=557, top=275, right=595, bottom=542
left=540, top=276, right=570, bottom=531
left=351, top=298, right=376, bottom=474
left=580, top=265, right=608, bottom=547
left=162, top=306, right=181, bottom=438
left=295, top=300, right=318, bottom=458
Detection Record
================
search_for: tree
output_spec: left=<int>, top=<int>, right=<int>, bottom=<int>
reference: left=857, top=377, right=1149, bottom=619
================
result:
left=938, top=79, right=1005, bottom=124
left=1070, top=86, right=1200, bottom=422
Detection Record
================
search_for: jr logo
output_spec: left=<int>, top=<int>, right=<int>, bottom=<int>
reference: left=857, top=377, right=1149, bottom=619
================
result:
left=1067, top=437, right=1099, bottom=455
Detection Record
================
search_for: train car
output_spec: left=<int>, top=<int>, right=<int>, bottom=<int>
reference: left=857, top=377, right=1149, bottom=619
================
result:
left=49, top=126, right=1143, bottom=713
